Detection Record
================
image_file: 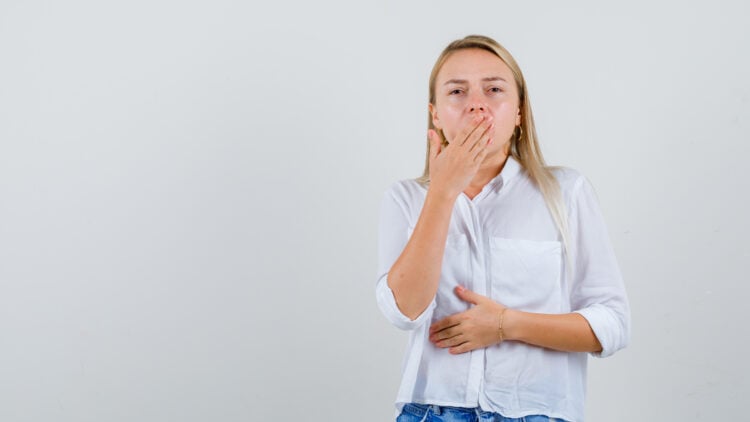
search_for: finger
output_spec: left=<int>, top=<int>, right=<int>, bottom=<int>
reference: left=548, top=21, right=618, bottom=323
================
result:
left=429, top=316, right=460, bottom=334
left=454, top=285, right=483, bottom=305
left=469, top=132, right=492, bottom=160
left=465, top=118, right=494, bottom=152
left=427, top=129, right=442, bottom=161
left=449, top=341, right=476, bottom=355
left=454, top=114, right=486, bottom=146
left=435, top=334, right=466, bottom=348
left=473, top=140, right=491, bottom=162
left=429, top=325, right=459, bottom=342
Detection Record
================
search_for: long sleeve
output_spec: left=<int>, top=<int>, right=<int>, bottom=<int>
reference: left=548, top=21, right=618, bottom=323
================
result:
left=375, top=183, right=435, bottom=330
left=568, top=175, right=631, bottom=358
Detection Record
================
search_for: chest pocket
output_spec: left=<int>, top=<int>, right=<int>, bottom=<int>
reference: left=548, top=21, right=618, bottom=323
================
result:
left=489, top=237, right=562, bottom=312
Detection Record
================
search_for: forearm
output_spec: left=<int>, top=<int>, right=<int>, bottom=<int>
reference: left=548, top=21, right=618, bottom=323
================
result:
left=387, top=190, right=456, bottom=320
left=503, top=310, right=602, bottom=353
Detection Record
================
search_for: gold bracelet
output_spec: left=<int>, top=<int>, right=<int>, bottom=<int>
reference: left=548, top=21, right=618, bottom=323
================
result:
left=498, top=308, right=507, bottom=343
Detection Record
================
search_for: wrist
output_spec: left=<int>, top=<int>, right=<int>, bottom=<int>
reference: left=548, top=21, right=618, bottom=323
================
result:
left=502, top=308, right=524, bottom=342
left=426, top=184, right=460, bottom=204
left=497, top=307, right=508, bottom=343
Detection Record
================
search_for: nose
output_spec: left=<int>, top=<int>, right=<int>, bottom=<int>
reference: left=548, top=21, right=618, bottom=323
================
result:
left=468, top=103, right=486, bottom=114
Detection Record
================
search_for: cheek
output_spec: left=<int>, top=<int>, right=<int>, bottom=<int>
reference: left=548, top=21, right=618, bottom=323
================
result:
left=491, top=118, right=517, bottom=139
left=492, top=103, right=520, bottom=130
left=484, top=110, right=518, bottom=147
left=495, top=101, right=519, bottom=118
left=435, top=107, right=464, bottom=141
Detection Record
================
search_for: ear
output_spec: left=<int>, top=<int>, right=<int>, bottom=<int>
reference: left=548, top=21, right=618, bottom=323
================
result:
left=429, top=103, right=442, bottom=129
left=515, top=107, right=521, bottom=126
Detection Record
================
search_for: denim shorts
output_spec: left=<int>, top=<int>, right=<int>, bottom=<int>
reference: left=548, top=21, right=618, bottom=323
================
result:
left=396, top=403, right=568, bottom=422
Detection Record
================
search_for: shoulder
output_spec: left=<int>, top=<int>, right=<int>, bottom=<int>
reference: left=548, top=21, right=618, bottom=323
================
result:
left=548, top=165, right=592, bottom=204
left=549, top=165, right=584, bottom=188
left=383, top=178, right=427, bottom=201
left=381, top=178, right=428, bottom=213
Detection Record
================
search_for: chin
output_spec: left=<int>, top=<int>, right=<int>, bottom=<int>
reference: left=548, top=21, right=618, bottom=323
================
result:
left=489, top=140, right=511, bottom=157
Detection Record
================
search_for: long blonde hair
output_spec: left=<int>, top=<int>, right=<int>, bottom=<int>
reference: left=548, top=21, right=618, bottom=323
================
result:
left=419, top=35, right=571, bottom=258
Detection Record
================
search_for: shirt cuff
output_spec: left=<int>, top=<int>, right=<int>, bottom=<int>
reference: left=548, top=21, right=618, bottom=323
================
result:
left=375, top=274, right=435, bottom=330
left=574, top=304, right=630, bottom=358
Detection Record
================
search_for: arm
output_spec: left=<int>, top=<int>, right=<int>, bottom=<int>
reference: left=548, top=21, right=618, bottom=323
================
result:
left=565, top=175, right=631, bottom=357
left=387, top=117, right=494, bottom=320
left=503, top=309, right=601, bottom=352
left=386, top=190, right=455, bottom=320
left=429, top=286, right=601, bottom=354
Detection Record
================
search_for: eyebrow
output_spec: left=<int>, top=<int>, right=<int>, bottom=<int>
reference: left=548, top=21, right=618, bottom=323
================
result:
left=443, top=77, right=508, bottom=85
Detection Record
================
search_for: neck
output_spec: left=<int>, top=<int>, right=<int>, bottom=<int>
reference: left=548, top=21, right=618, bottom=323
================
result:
left=462, top=152, right=509, bottom=200
left=469, top=152, right=509, bottom=190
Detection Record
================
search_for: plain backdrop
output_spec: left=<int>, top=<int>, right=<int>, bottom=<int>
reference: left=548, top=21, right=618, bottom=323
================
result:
left=1, top=0, right=748, bottom=420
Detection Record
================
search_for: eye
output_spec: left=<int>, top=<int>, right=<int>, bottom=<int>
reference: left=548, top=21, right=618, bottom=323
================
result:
left=449, top=89, right=463, bottom=95
left=488, top=87, right=503, bottom=93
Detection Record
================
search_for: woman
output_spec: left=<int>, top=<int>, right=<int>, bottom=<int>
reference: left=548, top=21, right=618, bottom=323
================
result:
left=376, top=35, right=630, bottom=422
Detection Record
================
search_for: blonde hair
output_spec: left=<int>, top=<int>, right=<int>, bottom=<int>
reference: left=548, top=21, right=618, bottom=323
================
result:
left=419, top=35, right=571, bottom=258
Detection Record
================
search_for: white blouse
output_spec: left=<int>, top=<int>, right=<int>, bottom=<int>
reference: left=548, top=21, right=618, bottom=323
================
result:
left=376, top=157, right=630, bottom=422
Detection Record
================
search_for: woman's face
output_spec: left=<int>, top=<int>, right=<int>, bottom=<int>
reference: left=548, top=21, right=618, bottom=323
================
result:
left=430, top=48, right=521, bottom=157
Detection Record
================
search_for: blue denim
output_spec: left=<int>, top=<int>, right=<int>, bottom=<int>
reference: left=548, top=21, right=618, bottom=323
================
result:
left=396, top=403, right=567, bottom=422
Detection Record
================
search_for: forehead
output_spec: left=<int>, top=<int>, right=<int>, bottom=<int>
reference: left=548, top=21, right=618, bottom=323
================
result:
left=436, top=48, right=514, bottom=84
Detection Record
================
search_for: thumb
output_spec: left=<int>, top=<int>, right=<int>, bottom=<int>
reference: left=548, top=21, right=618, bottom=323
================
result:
left=428, top=129, right=442, bottom=161
left=455, top=285, right=482, bottom=305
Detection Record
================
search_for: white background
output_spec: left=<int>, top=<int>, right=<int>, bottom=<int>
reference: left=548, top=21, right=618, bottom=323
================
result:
left=1, top=0, right=748, bottom=420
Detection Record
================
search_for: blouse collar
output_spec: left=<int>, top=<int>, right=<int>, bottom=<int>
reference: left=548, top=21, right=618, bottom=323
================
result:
left=489, top=155, right=522, bottom=192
